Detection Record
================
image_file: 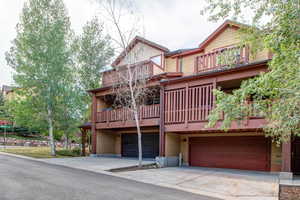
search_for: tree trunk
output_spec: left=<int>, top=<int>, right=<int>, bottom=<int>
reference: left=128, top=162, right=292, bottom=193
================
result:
left=64, top=133, right=69, bottom=150
left=133, top=109, right=142, bottom=168
left=47, top=107, right=56, bottom=156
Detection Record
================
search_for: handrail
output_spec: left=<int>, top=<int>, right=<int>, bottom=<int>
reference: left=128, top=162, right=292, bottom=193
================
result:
left=102, top=60, right=162, bottom=87
left=195, top=45, right=249, bottom=73
left=96, top=104, right=160, bottom=123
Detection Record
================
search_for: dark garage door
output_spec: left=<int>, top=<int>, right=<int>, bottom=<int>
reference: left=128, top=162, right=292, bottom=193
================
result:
left=122, top=133, right=159, bottom=158
left=189, top=136, right=270, bottom=171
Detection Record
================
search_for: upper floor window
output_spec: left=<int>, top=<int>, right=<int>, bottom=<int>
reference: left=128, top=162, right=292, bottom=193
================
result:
left=150, top=54, right=162, bottom=67
left=178, top=58, right=183, bottom=72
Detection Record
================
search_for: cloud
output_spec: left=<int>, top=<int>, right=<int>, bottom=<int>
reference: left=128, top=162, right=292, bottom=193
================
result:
left=0, top=0, right=25, bottom=87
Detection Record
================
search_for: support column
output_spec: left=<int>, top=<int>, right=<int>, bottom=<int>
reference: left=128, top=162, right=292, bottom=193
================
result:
left=280, top=140, right=293, bottom=180
left=159, top=87, right=165, bottom=156
left=81, top=129, right=86, bottom=156
left=91, top=94, right=97, bottom=155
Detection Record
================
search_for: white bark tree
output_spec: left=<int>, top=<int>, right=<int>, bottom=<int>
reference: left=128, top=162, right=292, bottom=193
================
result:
left=95, top=0, right=153, bottom=167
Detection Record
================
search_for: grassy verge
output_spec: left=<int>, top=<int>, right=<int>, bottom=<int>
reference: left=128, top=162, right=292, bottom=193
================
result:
left=0, top=147, right=81, bottom=158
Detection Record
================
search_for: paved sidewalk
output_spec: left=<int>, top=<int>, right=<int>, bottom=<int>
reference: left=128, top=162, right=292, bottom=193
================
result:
left=40, top=156, right=155, bottom=171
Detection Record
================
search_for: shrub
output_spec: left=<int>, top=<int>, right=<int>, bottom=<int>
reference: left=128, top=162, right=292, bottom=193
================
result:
left=56, top=147, right=81, bottom=157
left=71, top=147, right=81, bottom=155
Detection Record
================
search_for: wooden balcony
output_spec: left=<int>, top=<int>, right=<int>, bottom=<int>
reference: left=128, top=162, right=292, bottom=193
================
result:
left=164, top=84, right=266, bottom=132
left=96, top=104, right=160, bottom=129
left=102, top=60, right=163, bottom=87
left=195, top=45, right=249, bottom=73
left=164, top=84, right=214, bottom=124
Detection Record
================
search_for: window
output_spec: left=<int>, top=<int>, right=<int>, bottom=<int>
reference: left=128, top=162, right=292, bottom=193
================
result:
left=150, top=55, right=162, bottom=67
left=178, top=58, right=183, bottom=72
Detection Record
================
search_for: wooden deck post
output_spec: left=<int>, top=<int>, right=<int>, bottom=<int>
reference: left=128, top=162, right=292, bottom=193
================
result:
left=159, top=87, right=165, bottom=156
left=91, top=94, right=97, bottom=155
left=81, top=129, right=86, bottom=156
left=185, top=83, right=189, bottom=128
left=280, top=138, right=293, bottom=180
left=282, top=140, right=292, bottom=172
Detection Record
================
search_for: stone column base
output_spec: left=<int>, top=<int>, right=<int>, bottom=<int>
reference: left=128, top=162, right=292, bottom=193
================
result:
left=155, top=156, right=179, bottom=167
left=90, top=154, right=121, bottom=158
left=279, top=172, right=293, bottom=180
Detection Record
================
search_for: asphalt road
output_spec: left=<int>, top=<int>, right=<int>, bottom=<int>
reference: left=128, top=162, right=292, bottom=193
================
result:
left=0, top=154, right=219, bottom=200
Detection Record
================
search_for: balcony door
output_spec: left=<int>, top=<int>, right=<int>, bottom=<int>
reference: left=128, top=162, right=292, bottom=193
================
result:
left=292, top=137, right=300, bottom=174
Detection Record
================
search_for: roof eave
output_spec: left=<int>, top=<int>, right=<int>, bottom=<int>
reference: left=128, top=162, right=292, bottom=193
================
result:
left=160, top=59, right=270, bottom=85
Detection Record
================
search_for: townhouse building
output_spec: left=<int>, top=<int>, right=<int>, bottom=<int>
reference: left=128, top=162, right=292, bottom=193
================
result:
left=87, top=20, right=296, bottom=177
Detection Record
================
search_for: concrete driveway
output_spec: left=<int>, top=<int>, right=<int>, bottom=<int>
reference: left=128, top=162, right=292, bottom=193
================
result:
left=116, top=167, right=279, bottom=200
left=39, top=156, right=279, bottom=200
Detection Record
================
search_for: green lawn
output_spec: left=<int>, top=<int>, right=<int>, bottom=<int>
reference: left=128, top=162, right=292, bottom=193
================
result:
left=0, top=147, right=81, bottom=158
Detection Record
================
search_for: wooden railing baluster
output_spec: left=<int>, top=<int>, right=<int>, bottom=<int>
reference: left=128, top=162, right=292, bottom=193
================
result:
left=96, top=104, right=160, bottom=124
left=195, top=45, right=249, bottom=73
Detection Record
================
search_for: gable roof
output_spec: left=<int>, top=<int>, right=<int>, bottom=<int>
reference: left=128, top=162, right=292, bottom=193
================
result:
left=171, top=20, right=247, bottom=58
left=112, top=36, right=170, bottom=67
left=197, top=20, right=245, bottom=50
left=165, top=48, right=197, bottom=57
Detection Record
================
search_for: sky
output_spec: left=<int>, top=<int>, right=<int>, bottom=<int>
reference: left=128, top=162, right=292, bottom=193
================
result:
left=0, top=0, right=223, bottom=87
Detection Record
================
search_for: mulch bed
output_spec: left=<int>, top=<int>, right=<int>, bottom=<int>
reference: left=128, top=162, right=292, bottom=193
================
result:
left=109, top=164, right=159, bottom=172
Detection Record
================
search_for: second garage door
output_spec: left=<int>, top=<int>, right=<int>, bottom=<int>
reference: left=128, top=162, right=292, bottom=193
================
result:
left=189, top=136, right=270, bottom=171
left=122, top=133, right=159, bottom=158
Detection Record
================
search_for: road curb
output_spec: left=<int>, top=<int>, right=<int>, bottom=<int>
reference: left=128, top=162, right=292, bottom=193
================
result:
left=0, top=151, right=41, bottom=161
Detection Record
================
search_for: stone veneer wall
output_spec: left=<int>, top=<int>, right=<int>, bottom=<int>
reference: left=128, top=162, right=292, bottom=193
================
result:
left=0, top=138, right=49, bottom=147
left=279, top=185, right=300, bottom=200
left=0, top=137, right=79, bottom=148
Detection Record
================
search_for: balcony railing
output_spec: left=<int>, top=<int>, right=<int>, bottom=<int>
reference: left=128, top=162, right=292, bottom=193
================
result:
left=164, top=84, right=214, bottom=124
left=195, top=45, right=249, bottom=73
left=102, top=60, right=163, bottom=87
left=97, top=104, right=160, bottom=123
left=164, top=84, right=264, bottom=125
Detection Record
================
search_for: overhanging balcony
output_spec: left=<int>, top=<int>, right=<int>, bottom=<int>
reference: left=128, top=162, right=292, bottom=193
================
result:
left=195, top=45, right=249, bottom=73
left=164, top=84, right=266, bottom=132
left=96, top=104, right=160, bottom=129
left=101, top=60, right=164, bottom=87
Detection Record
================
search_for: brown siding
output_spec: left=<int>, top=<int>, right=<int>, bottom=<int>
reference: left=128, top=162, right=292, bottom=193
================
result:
left=180, top=135, right=189, bottom=164
left=165, top=57, right=177, bottom=72
left=96, top=131, right=117, bottom=154
left=205, top=27, right=240, bottom=52
left=271, top=143, right=282, bottom=172
left=204, top=26, right=269, bottom=63
left=118, top=42, right=163, bottom=66
left=165, top=132, right=180, bottom=157
left=115, top=134, right=121, bottom=155
left=181, top=53, right=202, bottom=75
